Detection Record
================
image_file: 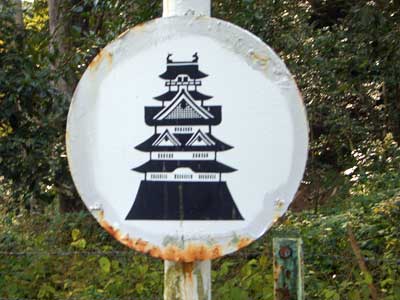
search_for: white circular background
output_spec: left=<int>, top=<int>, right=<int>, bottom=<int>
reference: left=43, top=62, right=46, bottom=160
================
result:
left=66, top=16, right=308, bottom=261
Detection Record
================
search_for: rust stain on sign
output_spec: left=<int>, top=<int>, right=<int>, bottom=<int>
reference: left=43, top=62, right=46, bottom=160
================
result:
left=116, top=19, right=157, bottom=42
left=236, top=237, right=253, bottom=250
left=134, top=21, right=148, bottom=31
left=98, top=211, right=228, bottom=262
left=182, top=262, right=194, bottom=282
left=249, top=50, right=269, bottom=68
left=117, top=28, right=130, bottom=40
left=89, top=49, right=113, bottom=71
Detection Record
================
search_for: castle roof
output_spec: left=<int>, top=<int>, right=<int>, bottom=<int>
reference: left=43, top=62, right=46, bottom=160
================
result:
left=153, top=89, right=214, bottom=121
left=145, top=106, right=221, bottom=126
left=159, top=62, right=208, bottom=80
left=154, top=90, right=212, bottom=101
left=135, top=132, right=233, bottom=152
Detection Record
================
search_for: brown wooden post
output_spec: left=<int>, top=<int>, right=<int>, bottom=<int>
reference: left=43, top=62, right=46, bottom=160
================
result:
left=347, top=225, right=378, bottom=300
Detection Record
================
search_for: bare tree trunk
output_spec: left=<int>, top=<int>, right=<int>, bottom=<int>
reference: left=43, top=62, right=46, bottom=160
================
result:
left=48, top=0, right=83, bottom=213
left=47, top=0, right=71, bottom=96
left=12, top=0, right=24, bottom=29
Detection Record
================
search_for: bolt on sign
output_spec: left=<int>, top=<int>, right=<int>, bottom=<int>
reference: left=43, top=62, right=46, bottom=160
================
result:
left=66, top=7, right=308, bottom=262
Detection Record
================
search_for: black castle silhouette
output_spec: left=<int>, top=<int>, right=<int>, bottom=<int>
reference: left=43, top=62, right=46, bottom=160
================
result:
left=126, top=53, right=244, bottom=220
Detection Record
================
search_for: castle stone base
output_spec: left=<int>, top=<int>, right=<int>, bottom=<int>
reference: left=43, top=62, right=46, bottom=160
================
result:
left=126, top=181, right=244, bottom=220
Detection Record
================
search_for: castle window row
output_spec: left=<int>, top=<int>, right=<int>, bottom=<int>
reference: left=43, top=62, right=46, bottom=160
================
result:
left=174, top=174, right=193, bottom=179
left=175, top=127, right=193, bottom=133
left=150, top=174, right=168, bottom=179
left=193, top=153, right=208, bottom=158
left=198, top=174, right=217, bottom=179
left=157, top=153, right=174, bottom=159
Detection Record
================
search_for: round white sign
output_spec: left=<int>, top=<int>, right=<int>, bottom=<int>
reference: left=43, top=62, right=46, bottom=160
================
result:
left=66, top=16, right=308, bottom=262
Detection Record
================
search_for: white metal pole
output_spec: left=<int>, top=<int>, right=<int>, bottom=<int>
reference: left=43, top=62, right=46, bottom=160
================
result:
left=164, top=260, right=211, bottom=300
left=162, top=0, right=211, bottom=17
left=162, top=1, right=212, bottom=299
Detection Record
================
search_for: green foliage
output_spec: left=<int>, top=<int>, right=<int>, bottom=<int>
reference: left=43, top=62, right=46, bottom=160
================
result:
left=213, top=257, right=273, bottom=300
left=0, top=0, right=163, bottom=212
left=0, top=0, right=67, bottom=210
left=98, top=256, right=111, bottom=273
left=0, top=211, right=163, bottom=299
left=346, top=133, right=400, bottom=195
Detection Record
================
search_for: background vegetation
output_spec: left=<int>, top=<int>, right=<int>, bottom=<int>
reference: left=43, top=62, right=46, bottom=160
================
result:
left=0, top=0, right=399, bottom=299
